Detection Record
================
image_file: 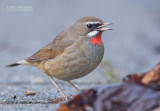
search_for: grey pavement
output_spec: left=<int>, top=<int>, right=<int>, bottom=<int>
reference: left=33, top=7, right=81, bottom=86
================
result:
left=0, top=68, right=106, bottom=111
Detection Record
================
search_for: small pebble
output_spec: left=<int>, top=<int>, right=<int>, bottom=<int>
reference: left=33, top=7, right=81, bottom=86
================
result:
left=13, top=95, right=17, bottom=99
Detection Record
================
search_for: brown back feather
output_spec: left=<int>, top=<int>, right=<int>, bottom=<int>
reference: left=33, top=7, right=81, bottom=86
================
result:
left=26, top=31, right=74, bottom=62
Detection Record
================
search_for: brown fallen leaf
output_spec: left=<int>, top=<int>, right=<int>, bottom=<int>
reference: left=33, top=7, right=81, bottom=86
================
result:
left=57, top=89, right=96, bottom=111
left=24, top=91, right=36, bottom=96
left=57, top=104, right=75, bottom=111
left=57, top=61, right=160, bottom=111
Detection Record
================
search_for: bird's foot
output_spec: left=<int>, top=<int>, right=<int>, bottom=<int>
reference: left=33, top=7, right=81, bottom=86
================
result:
left=48, top=95, right=72, bottom=103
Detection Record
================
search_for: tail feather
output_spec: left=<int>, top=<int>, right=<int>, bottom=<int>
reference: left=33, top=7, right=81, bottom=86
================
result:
left=6, top=63, right=21, bottom=67
left=6, top=60, right=29, bottom=67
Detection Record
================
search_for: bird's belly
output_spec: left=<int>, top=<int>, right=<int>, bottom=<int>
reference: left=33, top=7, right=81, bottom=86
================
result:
left=40, top=43, right=104, bottom=81
left=42, top=54, right=90, bottom=80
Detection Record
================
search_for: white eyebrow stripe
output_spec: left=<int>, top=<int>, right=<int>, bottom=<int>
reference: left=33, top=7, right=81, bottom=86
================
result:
left=84, top=21, right=101, bottom=25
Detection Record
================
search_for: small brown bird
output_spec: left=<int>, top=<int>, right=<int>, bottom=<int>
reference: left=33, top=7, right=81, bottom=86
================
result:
left=7, top=16, right=112, bottom=98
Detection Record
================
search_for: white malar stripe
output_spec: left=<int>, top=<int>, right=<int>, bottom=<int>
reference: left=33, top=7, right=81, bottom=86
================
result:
left=84, top=21, right=100, bottom=25
left=87, top=30, right=99, bottom=37
left=17, top=60, right=29, bottom=65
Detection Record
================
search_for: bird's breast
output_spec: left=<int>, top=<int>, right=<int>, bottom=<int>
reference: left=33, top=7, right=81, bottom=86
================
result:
left=86, top=41, right=104, bottom=71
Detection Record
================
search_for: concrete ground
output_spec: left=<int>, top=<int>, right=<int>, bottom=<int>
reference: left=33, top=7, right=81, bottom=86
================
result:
left=0, top=68, right=106, bottom=111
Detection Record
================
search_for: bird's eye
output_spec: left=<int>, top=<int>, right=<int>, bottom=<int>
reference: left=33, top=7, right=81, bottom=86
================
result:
left=87, top=24, right=92, bottom=29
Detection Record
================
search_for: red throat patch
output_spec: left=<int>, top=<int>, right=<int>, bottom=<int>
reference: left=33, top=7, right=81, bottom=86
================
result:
left=90, top=32, right=102, bottom=45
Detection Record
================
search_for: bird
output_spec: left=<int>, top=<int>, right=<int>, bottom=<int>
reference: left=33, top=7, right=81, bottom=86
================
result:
left=7, top=16, right=112, bottom=99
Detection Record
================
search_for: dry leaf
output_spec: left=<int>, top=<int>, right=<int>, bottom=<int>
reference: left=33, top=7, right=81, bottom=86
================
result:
left=24, top=91, right=36, bottom=96
left=57, top=62, right=160, bottom=111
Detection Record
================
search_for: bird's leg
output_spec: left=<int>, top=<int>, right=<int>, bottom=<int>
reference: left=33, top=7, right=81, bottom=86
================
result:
left=68, top=81, right=80, bottom=92
left=48, top=76, right=67, bottom=98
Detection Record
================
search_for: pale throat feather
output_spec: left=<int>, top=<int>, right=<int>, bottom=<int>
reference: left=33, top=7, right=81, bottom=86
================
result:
left=87, top=30, right=99, bottom=37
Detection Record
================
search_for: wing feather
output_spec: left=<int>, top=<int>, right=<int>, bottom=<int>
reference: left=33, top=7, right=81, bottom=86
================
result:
left=26, top=31, right=74, bottom=62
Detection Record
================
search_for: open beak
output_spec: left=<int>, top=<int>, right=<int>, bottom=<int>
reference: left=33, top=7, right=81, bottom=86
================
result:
left=97, top=23, right=113, bottom=31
